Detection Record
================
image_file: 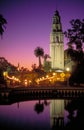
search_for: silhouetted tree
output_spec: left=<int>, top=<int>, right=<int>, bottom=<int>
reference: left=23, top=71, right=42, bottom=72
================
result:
left=64, top=19, right=84, bottom=85
left=0, top=68, right=7, bottom=88
left=65, top=98, right=84, bottom=129
left=31, top=63, right=37, bottom=71
left=64, top=19, right=84, bottom=63
left=69, top=60, right=84, bottom=85
left=34, top=47, right=44, bottom=68
left=0, top=15, right=7, bottom=87
left=34, top=100, right=44, bottom=114
left=43, top=54, right=50, bottom=61
left=44, top=100, right=50, bottom=106
left=0, top=14, right=7, bottom=37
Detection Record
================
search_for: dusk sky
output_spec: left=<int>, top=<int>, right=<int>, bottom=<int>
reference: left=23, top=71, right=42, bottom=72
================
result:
left=0, top=0, right=84, bottom=70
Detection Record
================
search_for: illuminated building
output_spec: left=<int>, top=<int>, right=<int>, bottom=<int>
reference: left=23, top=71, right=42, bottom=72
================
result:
left=49, top=10, right=75, bottom=72
left=50, top=10, right=64, bottom=71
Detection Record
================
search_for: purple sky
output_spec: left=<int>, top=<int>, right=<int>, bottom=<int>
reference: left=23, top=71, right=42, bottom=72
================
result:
left=0, top=0, right=84, bottom=70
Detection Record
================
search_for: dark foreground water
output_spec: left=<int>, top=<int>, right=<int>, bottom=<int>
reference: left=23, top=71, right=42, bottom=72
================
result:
left=0, top=98, right=84, bottom=130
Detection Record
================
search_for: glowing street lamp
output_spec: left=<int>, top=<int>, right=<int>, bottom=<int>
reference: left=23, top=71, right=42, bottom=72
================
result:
left=53, top=72, right=56, bottom=76
left=46, top=75, right=49, bottom=78
left=24, top=79, right=27, bottom=86
left=66, top=67, right=70, bottom=86
left=66, top=67, right=70, bottom=72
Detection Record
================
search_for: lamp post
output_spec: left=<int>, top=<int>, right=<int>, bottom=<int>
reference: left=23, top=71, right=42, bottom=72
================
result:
left=66, top=68, right=70, bottom=87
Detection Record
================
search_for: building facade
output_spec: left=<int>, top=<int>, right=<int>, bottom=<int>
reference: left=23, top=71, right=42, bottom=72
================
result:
left=50, top=10, right=64, bottom=71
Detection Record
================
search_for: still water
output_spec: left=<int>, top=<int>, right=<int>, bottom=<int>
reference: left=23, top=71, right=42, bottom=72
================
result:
left=0, top=98, right=84, bottom=130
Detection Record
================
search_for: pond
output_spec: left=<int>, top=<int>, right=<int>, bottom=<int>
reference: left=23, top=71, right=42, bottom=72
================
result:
left=0, top=98, right=84, bottom=130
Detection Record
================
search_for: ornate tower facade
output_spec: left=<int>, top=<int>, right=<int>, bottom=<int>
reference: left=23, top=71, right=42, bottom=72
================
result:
left=50, top=10, right=64, bottom=70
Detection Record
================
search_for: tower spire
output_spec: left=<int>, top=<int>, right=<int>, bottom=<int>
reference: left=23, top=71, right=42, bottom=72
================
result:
left=55, top=0, right=58, bottom=11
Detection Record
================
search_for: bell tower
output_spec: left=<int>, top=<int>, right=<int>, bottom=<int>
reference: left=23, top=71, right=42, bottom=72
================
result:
left=50, top=10, right=64, bottom=70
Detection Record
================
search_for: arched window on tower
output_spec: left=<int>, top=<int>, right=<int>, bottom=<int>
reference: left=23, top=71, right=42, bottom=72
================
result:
left=53, top=36, right=55, bottom=43
left=56, top=16, right=60, bottom=24
left=53, top=18, right=56, bottom=24
left=56, top=36, right=59, bottom=43
left=56, top=26, right=58, bottom=31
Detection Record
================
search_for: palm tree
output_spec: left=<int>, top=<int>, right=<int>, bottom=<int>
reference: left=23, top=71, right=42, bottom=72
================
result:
left=34, top=100, right=44, bottom=114
left=34, top=46, right=44, bottom=68
left=43, top=54, right=51, bottom=72
left=0, top=14, right=7, bottom=37
left=43, top=54, right=50, bottom=65
left=44, top=54, right=50, bottom=60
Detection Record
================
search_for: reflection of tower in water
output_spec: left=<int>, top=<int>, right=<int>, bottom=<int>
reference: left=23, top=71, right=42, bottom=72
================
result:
left=50, top=99, right=64, bottom=129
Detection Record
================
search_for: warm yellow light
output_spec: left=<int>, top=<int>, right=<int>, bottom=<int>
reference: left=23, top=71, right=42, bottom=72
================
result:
left=12, top=76, right=15, bottom=79
left=42, top=77, right=44, bottom=79
left=57, top=77, right=60, bottom=80
left=60, top=72, right=65, bottom=78
left=3, top=71, right=8, bottom=77
left=53, top=72, right=56, bottom=76
left=24, top=79, right=28, bottom=86
left=66, top=67, right=70, bottom=71
left=29, top=80, right=31, bottom=83
left=46, top=75, right=49, bottom=78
